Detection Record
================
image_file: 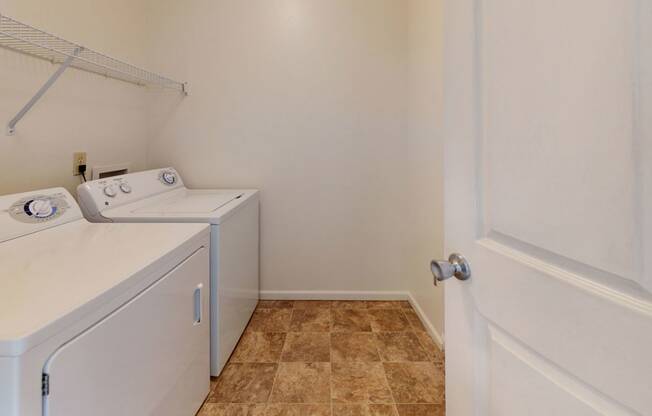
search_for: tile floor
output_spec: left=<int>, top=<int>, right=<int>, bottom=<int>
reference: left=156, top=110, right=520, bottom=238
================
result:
left=198, top=300, right=445, bottom=416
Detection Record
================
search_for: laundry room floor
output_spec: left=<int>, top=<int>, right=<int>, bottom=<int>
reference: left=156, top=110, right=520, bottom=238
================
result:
left=198, top=300, right=445, bottom=416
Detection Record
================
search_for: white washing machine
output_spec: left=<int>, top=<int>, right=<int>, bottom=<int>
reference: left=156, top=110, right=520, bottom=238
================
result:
left=77, top=168, right=259, bottom=376
left=0, top=187, right=211, bottom=416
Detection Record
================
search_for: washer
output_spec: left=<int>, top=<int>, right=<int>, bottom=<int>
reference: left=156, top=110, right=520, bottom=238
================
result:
left=77, top=168, right=259, bottom=376
left=0, top=187, right=211, bottom=416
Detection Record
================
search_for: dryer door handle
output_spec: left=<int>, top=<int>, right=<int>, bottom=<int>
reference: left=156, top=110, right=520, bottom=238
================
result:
left=193, top=284, right=203, bottom=325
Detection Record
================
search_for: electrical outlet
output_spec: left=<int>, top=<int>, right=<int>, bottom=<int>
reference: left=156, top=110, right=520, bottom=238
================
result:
left=73, top=152, right=87, bottom=176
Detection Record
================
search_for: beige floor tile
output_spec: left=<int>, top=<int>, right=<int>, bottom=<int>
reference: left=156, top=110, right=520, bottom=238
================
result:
left=289, top=309, right=331, bottom=332
left=293, top=300, right=332, bottom=309
left=399, top=301, right=413, bottom=310
left=331, top=332, right=380, bottom=362
left=368, top=405, right=400, bottom=416
left=332, top=300, right=368, bottom=309
left=383, top=362, right=444, bottom=404
left=367, top=310, right=411, bottom=332
left=365, top=301, right=406, bottom=310
left=413, top=332, right=445, bottom=364
left=331, top=361, right=394, bottom=404
left=265, top=404, right=332, bottom=416
left=395, top=404, right=444, bottom=416
left=198, top=403, right=222, bottom=416
left=248, top=309, right=293, bottom=332
left=200, top=300, right=446, bottom=416
left=231, top=332, right=287, bottom=363
left=332, top=404, right=398, bottom=416
left=269, top=362, right=331, bottom=403
left=374, top=332, right=429, bottom=362
left=402, top=310, right=427, bottom=332
left=281, top=332, right=331, bottom=362
left=198, top=403, right=267, bottom=416
left=258, top=300, right=295, bottom=309
left=208, top=363, right=277, bottom=403
left=332, top=309, right=372, bottom=332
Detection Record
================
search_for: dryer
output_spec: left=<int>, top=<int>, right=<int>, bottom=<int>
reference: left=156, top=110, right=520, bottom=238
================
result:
left=77, top=168, right=259, bottom=376
left=0, top=187, right=211, bottom=416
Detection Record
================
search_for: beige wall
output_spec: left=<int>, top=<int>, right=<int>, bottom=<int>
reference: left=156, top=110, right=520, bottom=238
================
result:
left=146, top=0, right=411, bottom=293
left=145, top=0, right=445, bottom=338
left=0, top=0, right=150, bottom=196
left=404, top=0, right=445, bottom=341
left=0, top=0, right=445, bottom=341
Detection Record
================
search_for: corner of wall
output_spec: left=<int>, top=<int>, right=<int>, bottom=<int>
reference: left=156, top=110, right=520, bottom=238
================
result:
left=408, top=292, right=445, bottom=349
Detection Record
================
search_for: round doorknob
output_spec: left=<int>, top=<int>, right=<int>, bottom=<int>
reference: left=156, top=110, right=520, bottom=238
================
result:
left=430, top=253, right=471, bottom=286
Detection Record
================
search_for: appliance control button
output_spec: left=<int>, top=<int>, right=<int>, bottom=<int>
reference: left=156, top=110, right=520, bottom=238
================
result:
left=161, top=171, right=177, bottom=185
left=119, top=183, right=132, bottom=193
left=26, top=199, right=54, bottom=218
left=103, top=185, right=117, bottom=198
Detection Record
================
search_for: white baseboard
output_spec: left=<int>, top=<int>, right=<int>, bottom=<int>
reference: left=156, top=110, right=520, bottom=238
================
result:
left=259, top=290, right=411, bottom=301
left=259, top=290, right=444, bottom=349
left=406, top=293, right=445, bottom=349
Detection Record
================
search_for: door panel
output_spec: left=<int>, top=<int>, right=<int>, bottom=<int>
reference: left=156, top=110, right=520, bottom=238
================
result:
left=43, top=248, right=210, bottom=416
left=488, top=325, right=617, bottom=416
left=482, top=0, right=641, bottom=286
left=443, top=0, right=652, bottom=414
left=476, top=241, right=652, bottom=413
left=483, top=0, right=638, bottom=283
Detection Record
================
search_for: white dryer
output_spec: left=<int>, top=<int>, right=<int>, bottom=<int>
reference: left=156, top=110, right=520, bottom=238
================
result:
left=0, top=188, right=211, bottom=416
left=77, top=168, right=259, bottom=376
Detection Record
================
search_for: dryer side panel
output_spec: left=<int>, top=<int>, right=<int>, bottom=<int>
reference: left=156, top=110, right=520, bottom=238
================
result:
left=211, top=197, right=260, bottom=376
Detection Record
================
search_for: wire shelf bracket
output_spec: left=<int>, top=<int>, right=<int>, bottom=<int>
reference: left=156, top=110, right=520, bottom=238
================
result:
left=0, top=13, right=188, bottom=136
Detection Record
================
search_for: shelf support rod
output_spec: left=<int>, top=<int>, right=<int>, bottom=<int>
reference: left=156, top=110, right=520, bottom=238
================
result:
left=7, top=47, right=81, bottom=136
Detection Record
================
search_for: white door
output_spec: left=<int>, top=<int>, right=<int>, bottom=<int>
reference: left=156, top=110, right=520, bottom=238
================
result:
left=441, top=0, right=652, bottom=415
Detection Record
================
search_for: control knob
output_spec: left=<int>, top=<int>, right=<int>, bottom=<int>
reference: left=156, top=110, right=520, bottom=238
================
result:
left=103, top=185, right=117, bottom=198
left=27, top=199, right=54, bottom=218
left=161, top=171, right=177, bottom=185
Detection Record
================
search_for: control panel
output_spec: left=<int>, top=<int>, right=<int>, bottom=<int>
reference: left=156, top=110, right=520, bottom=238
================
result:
left=9, top=193, right=69, bottom=224
left=0, top=188, right=83, bottom=243
left=86, top=175, right=137, bottom=203
left=77, top=168, right=185, bottom=221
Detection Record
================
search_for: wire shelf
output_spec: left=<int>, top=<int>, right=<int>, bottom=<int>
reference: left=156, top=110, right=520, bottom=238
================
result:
left=0, top=13, right=185, bottom=91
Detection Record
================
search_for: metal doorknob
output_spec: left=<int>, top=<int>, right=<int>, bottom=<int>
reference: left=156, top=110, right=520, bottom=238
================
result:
left=430, top=253, right=471, bottom=286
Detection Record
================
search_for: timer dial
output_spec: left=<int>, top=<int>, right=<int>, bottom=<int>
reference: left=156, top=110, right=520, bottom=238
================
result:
left=160, top=171, right=177, bottom=186
left=27, top=199, right=54, bottom=218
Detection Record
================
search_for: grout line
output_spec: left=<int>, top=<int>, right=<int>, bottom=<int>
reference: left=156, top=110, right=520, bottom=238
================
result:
left=379, top=349, right=399, bottom=410
left=265, top=332, right=287, bottom=406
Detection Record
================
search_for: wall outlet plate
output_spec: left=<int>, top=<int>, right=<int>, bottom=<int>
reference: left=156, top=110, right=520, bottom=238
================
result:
left=73, top=152, right=87, bottom=176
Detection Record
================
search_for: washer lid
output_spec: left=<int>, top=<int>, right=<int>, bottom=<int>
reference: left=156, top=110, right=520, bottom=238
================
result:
left=99, top=189, right=259, bottom=224
left=132, top=191, right=243, bottom=214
